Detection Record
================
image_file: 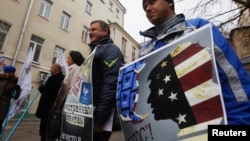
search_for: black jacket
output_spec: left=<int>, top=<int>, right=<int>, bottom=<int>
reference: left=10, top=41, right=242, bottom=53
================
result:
left=35, top=72, right=65, bottom=118
left=89, top=37, right=124, bottom=125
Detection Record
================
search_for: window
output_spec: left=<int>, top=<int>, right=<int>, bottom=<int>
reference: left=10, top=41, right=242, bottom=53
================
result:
left=29, top=35, right=44, bottom=62
left=52, top=46, right=64, bottom=64
left=0, top=21, right=11, bottom=50
left=116, top=8, right=119, bottom=18
left=132, top=46, right=136, bottom=61
left=82, top=26, right=89, bottom=42
left=86, top=1, right=92, bottom=14
left=38, top=0, right=52, bottom=19
left=109, top=1, right=113, bottom=12
left=60, top=11, right=70, bottom=30
left=122, top=37, right=127, bottom=56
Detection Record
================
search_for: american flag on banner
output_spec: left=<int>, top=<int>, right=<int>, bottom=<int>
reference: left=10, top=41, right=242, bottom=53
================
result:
left=117, top=24, right=225, bottom=140
left=147, top=42, right=223, bottom=136
left=117, top=42, right=224, bottom=138
left=9, top=48, right=33, bottom=119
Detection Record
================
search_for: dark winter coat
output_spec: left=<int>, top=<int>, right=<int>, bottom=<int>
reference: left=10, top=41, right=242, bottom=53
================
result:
left=0, top=74, right=20, bottom=120
left=35, top=72, right=65, bottom=119
left=89, top=37, right=124, bottom=125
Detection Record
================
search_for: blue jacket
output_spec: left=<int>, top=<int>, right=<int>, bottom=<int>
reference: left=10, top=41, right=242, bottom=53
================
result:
left=140, top=14, right=250, bottom=125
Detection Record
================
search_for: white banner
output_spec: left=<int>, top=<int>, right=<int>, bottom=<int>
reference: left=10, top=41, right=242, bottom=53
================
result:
left=9, top=48, right=33, bottom=119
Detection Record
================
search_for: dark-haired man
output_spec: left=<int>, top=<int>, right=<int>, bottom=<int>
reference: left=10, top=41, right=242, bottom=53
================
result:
left=89, top=20, right=124, bottom=141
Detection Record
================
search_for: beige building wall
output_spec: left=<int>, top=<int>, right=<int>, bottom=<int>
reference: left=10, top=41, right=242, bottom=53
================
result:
left=0, top=0, right=140, bottom=114
left=110, top=22, right=140, bottom=63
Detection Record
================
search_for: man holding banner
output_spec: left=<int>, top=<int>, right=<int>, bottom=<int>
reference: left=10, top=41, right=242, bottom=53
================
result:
left=117, top=0, right=250, bottom=140
left=140, top=0, right=250, bottom=125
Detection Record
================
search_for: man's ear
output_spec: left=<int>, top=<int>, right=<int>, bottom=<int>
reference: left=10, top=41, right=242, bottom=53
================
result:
left=168, top=2, right=173, bottom=7
left=102, top=29, right=108, bottom=36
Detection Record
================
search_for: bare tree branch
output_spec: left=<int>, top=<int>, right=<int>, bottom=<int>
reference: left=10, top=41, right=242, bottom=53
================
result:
left=232, top=0, right=250, bottom=7
left=178, top=0, right=249, bottom=32
left=207, top=6, right=242, bottom=21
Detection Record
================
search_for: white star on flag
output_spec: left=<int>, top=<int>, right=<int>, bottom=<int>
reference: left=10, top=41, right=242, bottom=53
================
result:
left=176, top=113, right=187, bottom=124
left=158, top=88, right=164, bottom=96
left=168, top=92, right=178, bottom=101
left=161, top=61, right=167, bottom=68
left=163, top=74, right=171, bottom=83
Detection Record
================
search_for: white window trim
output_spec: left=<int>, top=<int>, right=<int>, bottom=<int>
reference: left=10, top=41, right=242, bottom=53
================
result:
left=38, top=0, right=52, bottom=19
left=86, top=1, right=92, bottom=15
left=60, top=11, right=70, bottom=31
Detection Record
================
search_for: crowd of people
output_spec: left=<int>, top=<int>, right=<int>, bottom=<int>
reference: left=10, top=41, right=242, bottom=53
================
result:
left=1, top=0, right=250, bottom=141
left=35, top=20, right=124, bottom=141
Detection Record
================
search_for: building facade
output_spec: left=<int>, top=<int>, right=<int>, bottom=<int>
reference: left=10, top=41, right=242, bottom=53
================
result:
left=0, top=0, right=140, bottom=113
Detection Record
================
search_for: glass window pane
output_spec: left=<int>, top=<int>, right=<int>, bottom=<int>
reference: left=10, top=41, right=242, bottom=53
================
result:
left=33, top=44, right=42, bottom=62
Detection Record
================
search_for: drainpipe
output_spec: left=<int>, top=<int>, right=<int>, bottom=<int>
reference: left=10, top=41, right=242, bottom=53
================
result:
left=12, top=0, right=34, bottom=66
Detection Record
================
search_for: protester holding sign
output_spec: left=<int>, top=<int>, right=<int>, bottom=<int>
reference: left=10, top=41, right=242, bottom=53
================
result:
left=140, top=0, right=250, bottom=125
left=0, top=65, right=21, bottom=134
left=89, top=20, right=124, bottom=141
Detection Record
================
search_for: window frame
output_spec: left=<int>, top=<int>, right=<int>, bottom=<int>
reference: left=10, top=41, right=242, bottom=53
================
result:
left=0, top=21, right=11, bottom=51
left=132, top=46, right=136, bottom=61
left=116, top=8, right=119, bottom=18
left=52, top=46, right=64, bottom=64
left=82, top=26, right=89, bottom=42
left=60, top=11, right=70, bottom=31
left=122, top=37, right=127, bottom=56
left=85, top=1, right=92, bottom=15
left=38, top=0, right=52, bottom=19
left=109, top=0, right=113, bottom=12
left=29, top=35, right=44, bottom=63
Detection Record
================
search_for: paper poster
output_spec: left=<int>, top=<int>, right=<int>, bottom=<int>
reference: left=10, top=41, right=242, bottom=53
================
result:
left=116, top=24, right=226, bottom=141
left=60, top=48, right=96, bottom=141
